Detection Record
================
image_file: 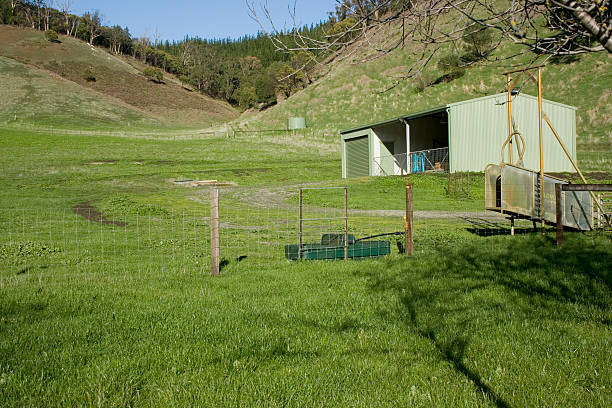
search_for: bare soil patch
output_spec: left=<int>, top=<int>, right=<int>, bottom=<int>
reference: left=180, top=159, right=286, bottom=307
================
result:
left=548, top=171, right=611, bottom=181
left=83, top=160, right=116, bottom=165
left=230, top=168, right=272, bottom=177
left=72, top=202, right=127, bottom=226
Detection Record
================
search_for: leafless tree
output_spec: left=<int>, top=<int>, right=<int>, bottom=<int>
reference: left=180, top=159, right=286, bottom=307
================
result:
left=16, top=0, right=39, bottom=29
left=83, top=10, right=102, bottom=45
left=154, top=27, right=161, bottom=48
left=57, top=0, right=72, bottom=34
left=41, top=0, right=53, bottom=31
left=247, top=0, right=611, bottom=80
left=31, top=0, right=44, bottom=30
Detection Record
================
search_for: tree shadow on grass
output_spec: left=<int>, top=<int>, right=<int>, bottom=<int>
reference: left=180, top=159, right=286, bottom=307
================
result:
left=364, top=234, right=612, bottom=407
left=466, top=227, right=536, bottom=237
left=447, top=235, right=612, bottom=307
left=400, top=285, right=512, bottom=408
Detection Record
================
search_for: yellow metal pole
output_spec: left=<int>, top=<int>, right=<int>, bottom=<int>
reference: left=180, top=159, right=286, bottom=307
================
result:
left=507, top=74, right=513, bottom=164
left=538, top=67, right=545, bottom=230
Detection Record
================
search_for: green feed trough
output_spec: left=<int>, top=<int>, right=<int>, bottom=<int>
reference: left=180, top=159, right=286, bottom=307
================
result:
left=285, top=234, right=391, bottom=261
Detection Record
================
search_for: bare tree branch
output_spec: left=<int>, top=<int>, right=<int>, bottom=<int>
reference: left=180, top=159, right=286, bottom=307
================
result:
left=247, top=0, right=611, bottom=80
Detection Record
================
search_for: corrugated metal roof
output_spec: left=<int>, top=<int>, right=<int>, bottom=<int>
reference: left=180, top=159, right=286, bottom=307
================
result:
left=447, top=92, right=577, bottom=111
left=339, top=93, right=576, bottom=135
left=339, top=106, right=447, bottom=134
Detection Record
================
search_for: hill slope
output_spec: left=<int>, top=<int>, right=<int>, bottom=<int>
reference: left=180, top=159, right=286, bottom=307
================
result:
left=0, top=25, right=237, bottom=129
left=239, top=28, right=611, bottom=170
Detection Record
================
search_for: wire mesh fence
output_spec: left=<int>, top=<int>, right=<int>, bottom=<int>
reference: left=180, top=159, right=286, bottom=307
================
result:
left=0, top=124, right=339, bottom=146
left=1, top=182, right=610, bottom=278
left=0, top=207, right=211, bottom=275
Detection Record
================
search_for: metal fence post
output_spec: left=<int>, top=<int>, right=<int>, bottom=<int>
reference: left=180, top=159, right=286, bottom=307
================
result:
left=405, top=181, right=413, bottom=256
left=555, top=183, right=563, bottom=247
left=210, top=187, right=220, bottom=275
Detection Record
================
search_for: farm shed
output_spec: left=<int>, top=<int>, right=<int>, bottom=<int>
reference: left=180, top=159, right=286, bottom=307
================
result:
left=340, top=93, right=577, bottom=178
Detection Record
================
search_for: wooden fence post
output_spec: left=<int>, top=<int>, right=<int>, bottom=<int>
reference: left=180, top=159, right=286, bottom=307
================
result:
left=405, top=181, right=413, bottom=256
left=344, top=187, right=349, bottom=260
left=298, top=188, right=303, bottom=260
left=555, top=183, right=563, bottom=247
left=210, top=187, right=220, bottom=275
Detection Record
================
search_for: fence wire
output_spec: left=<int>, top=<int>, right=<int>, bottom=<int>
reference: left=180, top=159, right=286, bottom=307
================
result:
left=0, top=207, right=211, bottom=275
left=1, top=183, right=610, bottom=278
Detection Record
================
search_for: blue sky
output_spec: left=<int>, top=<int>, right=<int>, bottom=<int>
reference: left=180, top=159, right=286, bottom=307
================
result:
left=70, top=1, right=335, bottom=42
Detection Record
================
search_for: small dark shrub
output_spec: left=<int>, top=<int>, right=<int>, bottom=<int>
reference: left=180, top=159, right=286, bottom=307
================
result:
left=83, top=67, right=96, bottom=82
left=437, top=54, right=465, bottom=81
left=461, top=29, right=495, bottom=62
left=550, top=54, right=580, bottom=65
left=413, top=73, right=428, bottom=93
left=44, top=29, right=59, bottom=42
left=143, top=67, right=164, bottom=83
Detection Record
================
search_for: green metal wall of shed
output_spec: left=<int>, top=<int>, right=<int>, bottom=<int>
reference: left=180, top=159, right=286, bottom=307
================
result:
left=448, top=93, right=576, bottom=172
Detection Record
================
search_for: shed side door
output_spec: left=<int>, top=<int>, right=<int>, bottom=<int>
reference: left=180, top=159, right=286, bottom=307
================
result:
left=345, top=136, right=370, bottom=178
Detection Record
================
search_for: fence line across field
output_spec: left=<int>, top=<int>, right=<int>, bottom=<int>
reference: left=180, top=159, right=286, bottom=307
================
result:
left=1, top=183, right=609, bottom=276
left=0, top=125, right=338, bottom=142
left=0, top=207, right=210, bottom=274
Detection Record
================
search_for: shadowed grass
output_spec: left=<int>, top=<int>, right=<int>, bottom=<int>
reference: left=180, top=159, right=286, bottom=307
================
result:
left=0, top=233, right=610, bottom=407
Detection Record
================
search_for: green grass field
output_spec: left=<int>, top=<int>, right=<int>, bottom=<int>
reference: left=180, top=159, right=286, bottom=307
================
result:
left=1, top=16, right=611, bottom=407
left=1, top=124, right=611, bottom=407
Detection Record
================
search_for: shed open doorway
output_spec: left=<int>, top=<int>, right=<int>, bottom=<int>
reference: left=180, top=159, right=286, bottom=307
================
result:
left=405, top=110, right=449, bottom=173
left=370, top=109, right=449, bottom=175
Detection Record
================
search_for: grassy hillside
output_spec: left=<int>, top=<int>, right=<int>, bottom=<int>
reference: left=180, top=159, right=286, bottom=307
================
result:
left=0, top=25, right=237, bottom=129
left=240, top=31, right=612, bottom=171
left=0, top=56, right=153, bottom=129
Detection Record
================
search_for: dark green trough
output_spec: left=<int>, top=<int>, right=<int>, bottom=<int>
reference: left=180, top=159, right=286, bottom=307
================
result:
left=285, top=234, right=391, bottom=261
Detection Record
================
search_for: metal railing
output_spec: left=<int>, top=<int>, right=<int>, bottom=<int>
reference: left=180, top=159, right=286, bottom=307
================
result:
left=374, top=147, right=449, bottom=176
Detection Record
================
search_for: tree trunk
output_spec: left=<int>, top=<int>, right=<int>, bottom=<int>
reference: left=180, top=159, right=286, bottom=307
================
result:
left=36, top=5, right=42, bottom=30
left=24, top=9, right=35, bottom=28
left=71, top=18, right=79, bottom=37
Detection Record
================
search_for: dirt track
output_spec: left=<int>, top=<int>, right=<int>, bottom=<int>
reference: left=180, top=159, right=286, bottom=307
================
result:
left=72, top=202, right=127, bottom=226
left=204, top=186, right=508, bottom=221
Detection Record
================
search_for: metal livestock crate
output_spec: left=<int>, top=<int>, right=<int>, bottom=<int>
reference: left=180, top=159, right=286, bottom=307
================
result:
left=285, top=234, right=391, bottom=261
left=485, top=163, right=593, bottom=230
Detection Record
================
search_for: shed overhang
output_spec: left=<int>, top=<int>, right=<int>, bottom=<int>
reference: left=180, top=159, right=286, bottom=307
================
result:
left=340, top=106, right=448, bottom=136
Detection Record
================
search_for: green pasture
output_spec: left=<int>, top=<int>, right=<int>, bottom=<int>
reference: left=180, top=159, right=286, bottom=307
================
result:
left=0, top=126, right=611, bottom=407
